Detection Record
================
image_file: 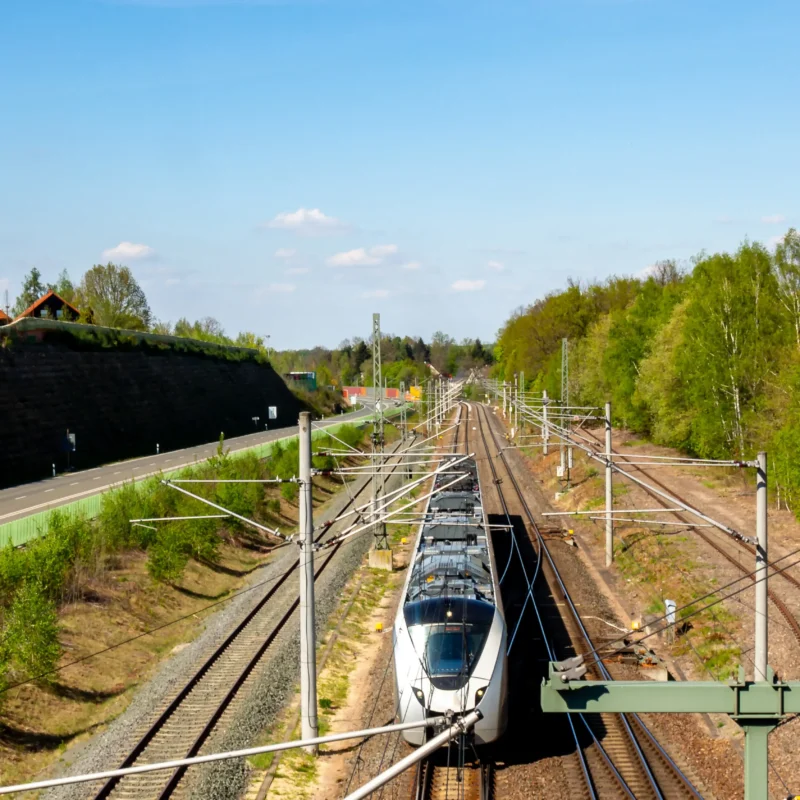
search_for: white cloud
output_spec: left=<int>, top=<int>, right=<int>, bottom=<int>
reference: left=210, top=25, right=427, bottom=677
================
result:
left=762, top=214, right=787, bottom=224
left=264, top=283, right=296, bottom=293
left=768, top=235, right=784, bottom=250
left=487, top=260, right=504, bottom=271
left=638, top=264, right=658, bottom=278
left=361, top=289, right=390, bottom=299
left=274, top=248, right=296, bottom=259
left=327, top=244, right=398, bottom=267
left=101, top=241, right=156, bottom=261
left=451, top=279, right=486, bottom=292
left=263, top=208, right=348, bottom=236
left=369, top=244, right=398, bottom=258
left=403, top=261, right=422, bottom=270
left=286, top=267, right=310, bottom=275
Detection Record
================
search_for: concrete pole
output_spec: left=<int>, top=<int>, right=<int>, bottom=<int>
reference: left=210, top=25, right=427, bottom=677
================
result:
left=542, top=390, right=549, bottom=455
left=502, top=383, right=507, bottom=418
left=605, top=402, right=613, bottom=567
left=298, top=412, right=318, bottom=753
left=755, top=451, right=768, bottom=682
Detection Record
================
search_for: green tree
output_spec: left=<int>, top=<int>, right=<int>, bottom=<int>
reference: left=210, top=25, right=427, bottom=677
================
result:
left=679, top=243, right=784, bottom=455
left=774, top=228, right=800, bottom=349
left=1, top=581, right=61, bottom=685
left=12, top=267, right=46, bottom=316
left=76, top=263, right=151, bottom=330
left=51, top=269, right=76, bottom=304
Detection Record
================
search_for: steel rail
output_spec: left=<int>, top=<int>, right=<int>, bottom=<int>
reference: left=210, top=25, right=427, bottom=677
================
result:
left=94, top=436, right=413, bottom=800
left=580, top=428, right=800, bottom=649
left=411, top=403, right=494, bottom=800
left=475, top=403, right=702, bottom=799
left=473, top=404, right=601, bottom=799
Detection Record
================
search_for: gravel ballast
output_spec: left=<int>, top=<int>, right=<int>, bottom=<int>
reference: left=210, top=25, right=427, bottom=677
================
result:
left=44, top=448, right=409, bottom=800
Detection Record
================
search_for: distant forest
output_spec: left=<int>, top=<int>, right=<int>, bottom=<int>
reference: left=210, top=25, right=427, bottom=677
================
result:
left=492, top=229, right=800, bottom=512
left=271, top=333, right=495, bottom=388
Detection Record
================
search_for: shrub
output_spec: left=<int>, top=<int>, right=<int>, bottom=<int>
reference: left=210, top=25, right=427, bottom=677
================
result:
left=266, top=498, right=281, bottom=515
left=281, top=481, right=298, bottom=503
left=146, top=525, right=192, bottom=584
left=1, top=580, right=61, bottom=685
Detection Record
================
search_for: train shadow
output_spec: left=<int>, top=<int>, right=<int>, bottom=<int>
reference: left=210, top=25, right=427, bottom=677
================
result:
left=484, top=512, right=596, bottom=767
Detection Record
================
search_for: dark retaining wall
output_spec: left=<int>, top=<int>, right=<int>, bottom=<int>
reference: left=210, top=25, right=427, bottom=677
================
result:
left=0, top=321, right=303, bottom=488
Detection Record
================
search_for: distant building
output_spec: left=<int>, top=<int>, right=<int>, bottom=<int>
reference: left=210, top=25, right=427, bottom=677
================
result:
left=15, top=290, right=80, bottom=322
left=0, top=309, right=9, bottom=327
left=284, top=371, right=317, bottom=392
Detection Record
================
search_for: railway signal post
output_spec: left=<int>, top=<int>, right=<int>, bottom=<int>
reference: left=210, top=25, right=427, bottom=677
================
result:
left=605, top=401, right=613, bottom=567
left=542, top=452, right=795, bottom=800
left=298, top=411, right=319, bottom=753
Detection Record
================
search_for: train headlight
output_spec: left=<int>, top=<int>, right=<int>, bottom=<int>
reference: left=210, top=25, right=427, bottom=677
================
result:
left=414, top=687, right=426, bottom=705
left=475, top=686, right=487, bottom=705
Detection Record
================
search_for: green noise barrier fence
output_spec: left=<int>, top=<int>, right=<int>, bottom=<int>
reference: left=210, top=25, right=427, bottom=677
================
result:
left=0, top=408, right=407, bottom=548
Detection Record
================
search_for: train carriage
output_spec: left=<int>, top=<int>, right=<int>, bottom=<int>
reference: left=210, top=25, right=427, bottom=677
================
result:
left=392, top=450, right=508, bottom=746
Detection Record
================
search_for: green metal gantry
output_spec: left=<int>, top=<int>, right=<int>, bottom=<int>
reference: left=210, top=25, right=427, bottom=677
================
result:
left=542, top=662, right=800, bottom=800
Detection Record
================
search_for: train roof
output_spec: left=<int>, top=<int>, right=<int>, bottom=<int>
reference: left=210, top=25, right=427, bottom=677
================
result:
left=403, top=451, right=496, bottom=608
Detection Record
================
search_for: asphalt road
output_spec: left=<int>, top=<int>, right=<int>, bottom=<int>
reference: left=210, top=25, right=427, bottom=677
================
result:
left=0, top=408, right=373, bottom=526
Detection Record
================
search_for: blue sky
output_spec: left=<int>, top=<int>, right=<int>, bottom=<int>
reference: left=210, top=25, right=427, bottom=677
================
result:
left=1, top=0, right=798, bottom=349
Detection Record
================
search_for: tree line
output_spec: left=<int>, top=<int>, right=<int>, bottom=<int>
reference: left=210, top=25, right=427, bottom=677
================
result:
left=493, top=229, right=800, bottom=513
left=8, top=265, right=494, bottom=387
left=272, top=332, right=494, bottom=390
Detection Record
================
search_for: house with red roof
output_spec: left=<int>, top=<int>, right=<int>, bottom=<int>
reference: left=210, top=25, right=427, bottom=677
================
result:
left=0, top=309, right=9, bottom=326
left=15, top=290, right=80, bottom=322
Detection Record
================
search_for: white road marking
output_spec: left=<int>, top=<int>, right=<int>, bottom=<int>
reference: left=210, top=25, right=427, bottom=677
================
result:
left=0, top=415, right=354, bottom=524
left=15, top=496, right=27, bottom=500
left=45, top=489, right=54, bottom=493
left=93, top=477, right=101, bottom=481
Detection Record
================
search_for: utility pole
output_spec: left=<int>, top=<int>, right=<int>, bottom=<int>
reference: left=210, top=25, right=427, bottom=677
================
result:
left=605, top=401, right=613, bottom=567
left=543, top=451, right=792, bottom=800
left=755, top=451, right=768, bottom=682
left=298, top=411, right=318, bottom=753
left=561, top=338, right=571, bottom=488
left=513, top=374, right=518, bottom=438
left=542, top=389, right=549, bottom=455
left=399, top=380, right=406, bottom=442
left=519, top=370, right=525, bottom=436
left=371, top=313, right=387, bottom=550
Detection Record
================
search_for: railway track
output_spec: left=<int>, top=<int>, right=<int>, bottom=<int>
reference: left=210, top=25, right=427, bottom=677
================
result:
left=580, top=427, right=800, bottom=648
left=413, top=757, right=494, bottom=800
left=474, top=402, right=702, bottom=799
left=411, top=404, right=495, bottom=800
left=92, top=432, right=413, bottom=800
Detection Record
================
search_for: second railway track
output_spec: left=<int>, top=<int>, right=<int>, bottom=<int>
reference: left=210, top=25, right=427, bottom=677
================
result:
left=579, top=427, right=800, bottom=649
left=90, top=433, right=414, bottom=800
left=473, top=401, right=703, bottom=799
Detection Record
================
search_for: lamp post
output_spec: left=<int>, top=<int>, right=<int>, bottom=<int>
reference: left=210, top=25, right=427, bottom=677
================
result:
left=252, top=416, right=260, bottom=429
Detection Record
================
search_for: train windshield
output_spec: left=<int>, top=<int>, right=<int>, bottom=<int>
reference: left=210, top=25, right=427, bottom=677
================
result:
left=404, top=599, right=495, bottom=688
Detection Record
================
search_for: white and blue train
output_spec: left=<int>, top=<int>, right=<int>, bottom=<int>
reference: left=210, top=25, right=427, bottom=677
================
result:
left=392, top=454, right=508, bottom=746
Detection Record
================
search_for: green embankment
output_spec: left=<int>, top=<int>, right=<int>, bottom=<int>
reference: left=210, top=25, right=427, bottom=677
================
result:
left=0, top=408, right=405, bottom=548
